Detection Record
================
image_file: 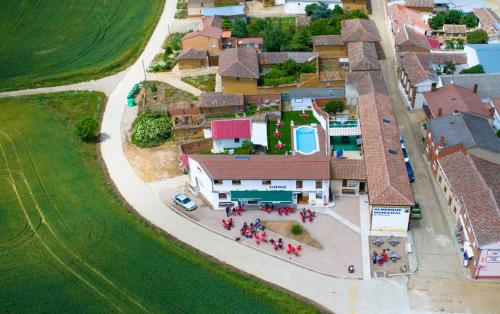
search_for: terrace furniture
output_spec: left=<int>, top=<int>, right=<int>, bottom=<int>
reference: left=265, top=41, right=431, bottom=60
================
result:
left=388, top=235, right=400, bottom=246
left=389, top=251, right=400, bottom=262
left=372, top=237, right=384, bottom=247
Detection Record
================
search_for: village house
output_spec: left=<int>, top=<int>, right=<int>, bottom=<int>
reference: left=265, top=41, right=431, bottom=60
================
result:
left=289, top=87, right=345, bottom=111
left=358, top=91, right=414, bottom=231
left=342, top=0, right=369, bottom=13
left=218, top=47, right=260, bottom=94
left=395, top=25, right=432, bottom=53
left=198, top=92, right=245, bottom=115
left=345, top=71, right=387, bottom=105
left=176, top=48, right=209, bottom=69
left=474, top=8, right=500, bottom=43
left=422, top=83, right=493, bottom=119
left=341, top=19, right=381, bottom=43
left=181, top=16, right=223, bottom=63
left=185, top=0, right=214, bottom=17
left=237, top=38, right=264, bottom=51
left=397, top=52, right=436, bottom=109
left=464, top=44, right=500, bottom=73
left=347, top=41, right=380, bottom=71
left=430, top=51, right=468, bottom=74
left=434, top=149, right=500, bottom=279
left=388, top=4, right=431, bottom=36
left=187, top=155, right=331, bottom=208
left=312, top=35, right=347, bottom=57
left=405, top=0, right=434, bottom=14
left=443, top=24, right=468, bottom=41
left=330, top=158, right=367, bottom=195
left=424, top=112, right=500, bottom=175
left=210, top=119, right=252, bottom=153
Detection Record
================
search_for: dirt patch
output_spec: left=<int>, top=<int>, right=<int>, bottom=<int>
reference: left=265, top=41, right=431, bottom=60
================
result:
left=123, top=137, right=182, bottom=182
left=262, top=220, right=323, bottom=249
left=137, top=80, right=198, bottom=113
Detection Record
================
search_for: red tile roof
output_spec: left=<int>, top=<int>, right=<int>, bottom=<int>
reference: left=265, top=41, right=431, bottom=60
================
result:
left=405, top=0, right=434, bottom=8
left=399, top=52, right=433, bottom=84
left=439, top=150, right=500, bottom=247
left=430, top=52, right=467, bottom=64
left=428, top=38, right=441, bottom=49
left=330, top=158, right=366, bottom=180
left=395, top=25, right=431, bottom=51
left=358, top=92, right=414, bottom=206
left=389, top=4, right=431, bottom=33
left=443, top=24, right=467, bottom=34
left=218, top=48, right=259, bottom=79
left=312, top=35, right=344, bottom=46
left=347, top=42, right=380, bottom=71
left=189, top=155, right=331, bottom=180
left=423, top=84, right=492, bottom=119
left=211, top=119, right=251, bottom=140
left=341, top=19, right=381, bottom=42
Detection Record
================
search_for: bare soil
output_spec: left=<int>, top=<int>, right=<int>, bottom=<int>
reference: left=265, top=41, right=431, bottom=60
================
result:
left=262, top=220, right=323, bottom=249
left=138, top=80, right=198, bottom=113
left=123, top=137, right=183, bottom=182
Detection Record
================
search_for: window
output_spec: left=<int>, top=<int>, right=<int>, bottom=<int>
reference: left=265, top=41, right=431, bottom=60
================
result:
left=295, top=98, right=303, bottom=103
left=448, top=196, right=452, bottom=206
left=383, top=118, right=391, bottom=124
left=342, top=179, right=348, bottom=187
left=388, top=149, right=398, bottom=155
left=197, top=166, right=203, bottom=173
left=438, top=176, right=442, bottom=183
left=219, top=193, right=227, bottom=200
left=444, top=186, right=447, bottom=194
left=232, top=180, right=241, bottom=185
left=211, top=43, right=216, bottom=48
left=296, top=180, right=303, bottom=189
left=316, top=180, right=322, bottom=189
left=234, top=138, right=240, bottom=143
left=262, top=180, right=271, bottom=185
left=214, top=179, right=222, bottom=185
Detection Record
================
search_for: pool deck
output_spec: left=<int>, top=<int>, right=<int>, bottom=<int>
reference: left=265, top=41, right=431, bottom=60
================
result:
left=291, top=124, right=327, bottom=156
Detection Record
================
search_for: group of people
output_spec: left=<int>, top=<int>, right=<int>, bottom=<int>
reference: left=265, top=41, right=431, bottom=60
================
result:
left=372, top=249, right=400, bottom=266
left=240, top=218, right=266, bottom=238
left=299, top=209, right=316, bottom=223
left=222, top=217, right=234, bottom=230
left=225, top=205, right=244, bottom=217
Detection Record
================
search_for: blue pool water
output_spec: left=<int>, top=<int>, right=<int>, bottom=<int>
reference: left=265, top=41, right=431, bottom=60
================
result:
left=295, top=126, right=318, bottom=154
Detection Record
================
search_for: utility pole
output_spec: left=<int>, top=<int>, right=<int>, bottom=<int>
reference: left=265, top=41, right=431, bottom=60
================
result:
left=141, top=59, right=147, bottom=82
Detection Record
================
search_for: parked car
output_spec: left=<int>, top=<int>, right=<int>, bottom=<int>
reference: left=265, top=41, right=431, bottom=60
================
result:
left=173, top=193, right=197, bottom=211
left=406, top=161, right=415, bottom=183
left=410, top=203, right=422, bottom=220
left=400, top=136, right=414, bottom=183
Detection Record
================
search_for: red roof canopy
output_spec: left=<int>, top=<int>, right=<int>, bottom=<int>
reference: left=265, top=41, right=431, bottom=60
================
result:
left=428, top=38, right=440, bottom=49
left=211, top=119, right=251, bottom=140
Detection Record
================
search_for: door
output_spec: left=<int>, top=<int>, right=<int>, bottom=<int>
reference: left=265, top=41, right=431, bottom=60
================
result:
left=359, top=181, right=366, bottom=194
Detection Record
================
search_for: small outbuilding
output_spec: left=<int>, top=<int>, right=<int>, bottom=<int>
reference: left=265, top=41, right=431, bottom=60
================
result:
left=176, top=49, right=209, bottom=69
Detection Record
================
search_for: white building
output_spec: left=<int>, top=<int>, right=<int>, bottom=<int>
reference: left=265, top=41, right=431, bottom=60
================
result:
left=210, top=119, right=252, bottom=153
left=284, top=0, right=342, bottom=15
left=188, top=155, right=330, bottom=209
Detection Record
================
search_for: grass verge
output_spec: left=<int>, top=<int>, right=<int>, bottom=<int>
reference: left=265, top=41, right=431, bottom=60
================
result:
left=181, top=74, right=216, bottom=92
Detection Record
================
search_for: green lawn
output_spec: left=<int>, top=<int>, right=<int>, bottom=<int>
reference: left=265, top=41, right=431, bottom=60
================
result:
left=181, top=74, right=216, bottom=92
left=0, top=92, right=319, bottom=313
left=267, top=111, right=318, bottom=154
left=0, top=1, right=164, bottom=92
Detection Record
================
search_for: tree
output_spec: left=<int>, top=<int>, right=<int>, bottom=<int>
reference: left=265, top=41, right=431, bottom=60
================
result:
left=222, top=18, right=232, bottom=30
left=429, top=13, right=445, bottom=30
left=310, top=18, right=338, bottom=35
left=75, top=117, right=98, bottom=142
left=263, top=26, right=285, bottom=51
left=131, top=113, right=172, bottom=147
left=444, top=61, right=456, bottom=74
left=460, top=64, right=485, bottom=74
left=231, top=19, right=248, bottom=38
left=332, top=4, right=344, bottom=16
left=311, top=2, right=331, bottom=19
left=286, top=27, right=312, bottom=51
left=445, top=10, right=463, bottom=24
left=324, top=100, right=345, bottom=114
left=461, top=13, right=479, bottom=28
left=305, top=3, right=319, bottom=16
left=467, top=29, right=488, bottom=44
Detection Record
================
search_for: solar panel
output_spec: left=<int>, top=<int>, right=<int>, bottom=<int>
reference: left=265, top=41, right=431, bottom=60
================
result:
left=234, top=156, right=250, bottom=160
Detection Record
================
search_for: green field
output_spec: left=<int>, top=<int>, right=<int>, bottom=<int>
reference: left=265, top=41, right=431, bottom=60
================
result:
left=0, top=92, right=318, bottom=313
left=0, top=1, right=164, bottom=92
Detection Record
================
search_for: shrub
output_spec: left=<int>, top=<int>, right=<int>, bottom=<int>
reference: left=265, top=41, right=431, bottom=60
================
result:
left=467, top=29, right=488, bottom=44
left=291, top=224, right=303, bottom=235
left=75, top=117, right=98, bottom=142
left=150, top=84, right=158, bottom=93
left=324, top=100, right=345, bottom=114
left=131, top=113, right=172, bottom=147
left=460, top=64, right=485, bottom=74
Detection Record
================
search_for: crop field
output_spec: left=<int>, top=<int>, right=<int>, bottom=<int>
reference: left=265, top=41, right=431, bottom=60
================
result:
left=0, top=1, right=163, bottom=92
left=0, top=92, right=318, bottom=313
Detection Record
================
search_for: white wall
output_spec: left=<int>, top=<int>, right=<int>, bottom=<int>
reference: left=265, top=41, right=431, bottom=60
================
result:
left=493, top=109, right=500, bottom=130
left=188, top=157, right=218, bottom=207
left=464, top=45, right=479, bottom=68
left=311, top=103, right=328, bottom=131
left=285, top=1, right=341, bottom=15
left=212, top=137, right=250, bottom=153
left=251, top=122, right=268, bottom=147
left=291, top=96, right=313, bottom=111
left=413, top=80, right=433, bottom=109
left=371, top=205, right=411, bottom=232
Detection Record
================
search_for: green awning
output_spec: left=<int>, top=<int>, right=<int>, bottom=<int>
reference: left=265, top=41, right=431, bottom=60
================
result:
left=231, top=190, right=292, bottom=203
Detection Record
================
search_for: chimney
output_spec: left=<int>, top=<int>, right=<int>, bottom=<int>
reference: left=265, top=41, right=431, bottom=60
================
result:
left=473, top=84, right=478, bottom=94
left=438, top=107, right=443, bottom=117
left=439, top=136, right=445, bottom=148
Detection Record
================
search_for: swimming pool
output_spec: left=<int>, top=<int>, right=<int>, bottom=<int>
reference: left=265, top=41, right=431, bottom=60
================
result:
left=294, top=126, right=319, bottom=155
